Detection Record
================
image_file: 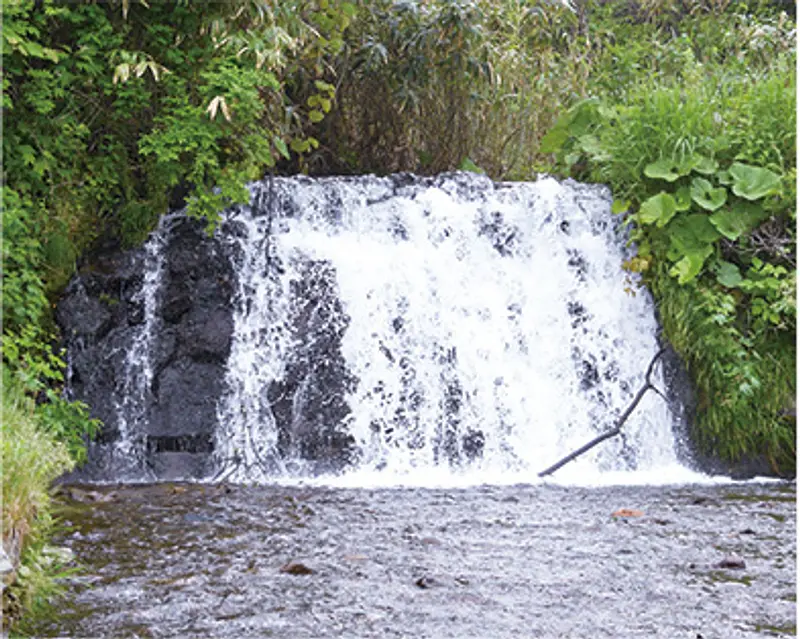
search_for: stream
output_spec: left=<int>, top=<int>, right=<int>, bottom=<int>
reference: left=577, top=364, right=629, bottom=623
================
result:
left=30, top=479, right=796, bottom=638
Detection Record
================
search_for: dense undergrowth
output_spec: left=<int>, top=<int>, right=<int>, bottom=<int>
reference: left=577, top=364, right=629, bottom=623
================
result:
left=1, top=369, right=74, bottom=628
left=2, top=0, right=795, bottom=625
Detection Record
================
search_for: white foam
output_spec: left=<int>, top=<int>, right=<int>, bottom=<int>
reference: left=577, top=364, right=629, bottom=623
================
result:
left=213, top=174, right=700, bottom=487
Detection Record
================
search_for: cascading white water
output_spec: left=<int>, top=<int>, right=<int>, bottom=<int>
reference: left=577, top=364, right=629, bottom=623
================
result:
left=213, top=173, right=689, bottom=484
left=108, top=217, right=168, bottom=479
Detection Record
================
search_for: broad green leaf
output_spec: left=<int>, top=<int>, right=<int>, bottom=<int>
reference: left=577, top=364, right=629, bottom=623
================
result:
left=716, top=169, right=733, bottom=185
left=540, top=126, right=569, bottom=154
left=308, top=109, right=324, bottom=123
left=643, top=159, right=680, bottom=182
left=577, top=134, right=608, bottom=160
left=273, top=136, right=290, bottom=160
left=685, top=213, right=721, bottom=243
left=690, top=177, right=727, bottom=211
left=675, top=155, right=697, bottom=177
left=638, top=192, right=677, bottom=227
left=715, top=261, right=743, bottom=288
left=670, top=244, right=713, bottom=284
left=458, top=157, right=485, bottom=174
left=290, top=138, right=310, bottom=153
left=674, top=186, right=692, bottom=211
left=22, top=40, right=44, bottom=58
left=709, top=201, right=769, bottom=241
left=314, top=80, right=335, bottom=94
left=566, top=98, right=600, bottom=136
left=667, top=214, right=719, bottom=255
left=611, top=199, right=630, bottom=215
left=729, top=163, right=782, bottom=200
left=691, top=155, right=719, bottom=175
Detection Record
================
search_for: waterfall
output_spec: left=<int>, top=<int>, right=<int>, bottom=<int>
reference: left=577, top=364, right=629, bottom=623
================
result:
left=211, top=173, right=685, bottom=484
left=106, top=217, right=169, bottom=480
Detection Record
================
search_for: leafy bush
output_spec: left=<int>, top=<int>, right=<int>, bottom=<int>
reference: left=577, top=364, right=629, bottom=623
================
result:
left=542, top=5, right=796, bottom=472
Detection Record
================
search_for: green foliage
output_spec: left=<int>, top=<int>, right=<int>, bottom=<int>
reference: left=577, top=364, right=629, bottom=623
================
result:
left=541, top=1, right=796, bottom=472
left=3, top=0, right=351, bottom=443
left=1, top=371, right=75, bottom=629
left=323, top=0, right=586, bottom=176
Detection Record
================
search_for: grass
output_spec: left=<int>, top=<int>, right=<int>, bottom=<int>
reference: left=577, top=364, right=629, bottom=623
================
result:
left=1, top=371, right=74, bottom=630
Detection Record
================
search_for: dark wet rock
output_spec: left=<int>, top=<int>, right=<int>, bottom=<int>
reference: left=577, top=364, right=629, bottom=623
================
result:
left=414, top=575, right=439, bottom=589
left=57, top=216, right=234, bottom=482
left=739, top=528, right=757, bottom=535
left=715, top=554, right=746, bottom=570
left=478, top=210, right=518, bottom=257
left=280, top=561, right=315, bottom=576
left=266, top=260, right=357, bottom=469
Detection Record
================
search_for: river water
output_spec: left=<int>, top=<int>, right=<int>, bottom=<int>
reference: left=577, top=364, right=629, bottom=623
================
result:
left=31, top=478, right=795, bottom=638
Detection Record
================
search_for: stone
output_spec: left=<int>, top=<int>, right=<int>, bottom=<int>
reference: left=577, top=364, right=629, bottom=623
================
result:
left=716, top=554, right=746, bottom=570
left=280, top=561, right=315, bottom=576
left=415, top=576, right=438, bottom=589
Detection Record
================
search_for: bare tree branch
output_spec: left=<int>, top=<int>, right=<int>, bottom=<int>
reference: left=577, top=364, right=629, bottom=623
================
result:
left=538, top=347, right=668, bottom=478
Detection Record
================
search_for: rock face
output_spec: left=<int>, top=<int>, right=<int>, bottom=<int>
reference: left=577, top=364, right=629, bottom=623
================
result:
left=58, top=217, right=235, bottom=480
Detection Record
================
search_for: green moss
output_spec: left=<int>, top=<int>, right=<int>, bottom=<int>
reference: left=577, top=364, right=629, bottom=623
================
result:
left=706, top=570, right=754, bottom=586
left=753, top=623, right=797, bottom=636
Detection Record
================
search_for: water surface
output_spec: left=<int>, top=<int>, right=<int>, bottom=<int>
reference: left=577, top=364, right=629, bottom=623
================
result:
left=34, top=480, right=796, bottom=638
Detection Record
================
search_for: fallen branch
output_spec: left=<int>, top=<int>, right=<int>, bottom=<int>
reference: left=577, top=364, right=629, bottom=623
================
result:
left=538, top=347, right=668, bottom=478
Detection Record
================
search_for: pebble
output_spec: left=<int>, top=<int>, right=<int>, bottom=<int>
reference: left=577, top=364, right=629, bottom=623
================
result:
left=716, top=554, right=746, bottom=570
left=280, top=561, right=315, bottom=575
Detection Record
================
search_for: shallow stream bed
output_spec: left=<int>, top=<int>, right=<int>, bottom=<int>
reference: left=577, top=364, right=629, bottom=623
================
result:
left=30, top=480, right=796, bottom=638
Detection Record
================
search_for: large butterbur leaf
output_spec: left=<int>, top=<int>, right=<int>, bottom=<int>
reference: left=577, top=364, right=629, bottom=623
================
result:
left=728, top=163, right=782, bottom=200
left=638, top=192, right=677, bottom=227
left=670, top=244, right=714, bottom=284
left=691, top=155, right=719, bottom=175
left=668, top=214, right=721, bottom=253
left=674, top=186, right=692, bottom=211
left=709, top=201, right=770, bottom=240
left=714, top=260, right=744, bottom=288
left=666, top=214, right=718, bottom=283
left=644, top=159, right=681, bottom=182
left=690, top=177, right=727, bottom=211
